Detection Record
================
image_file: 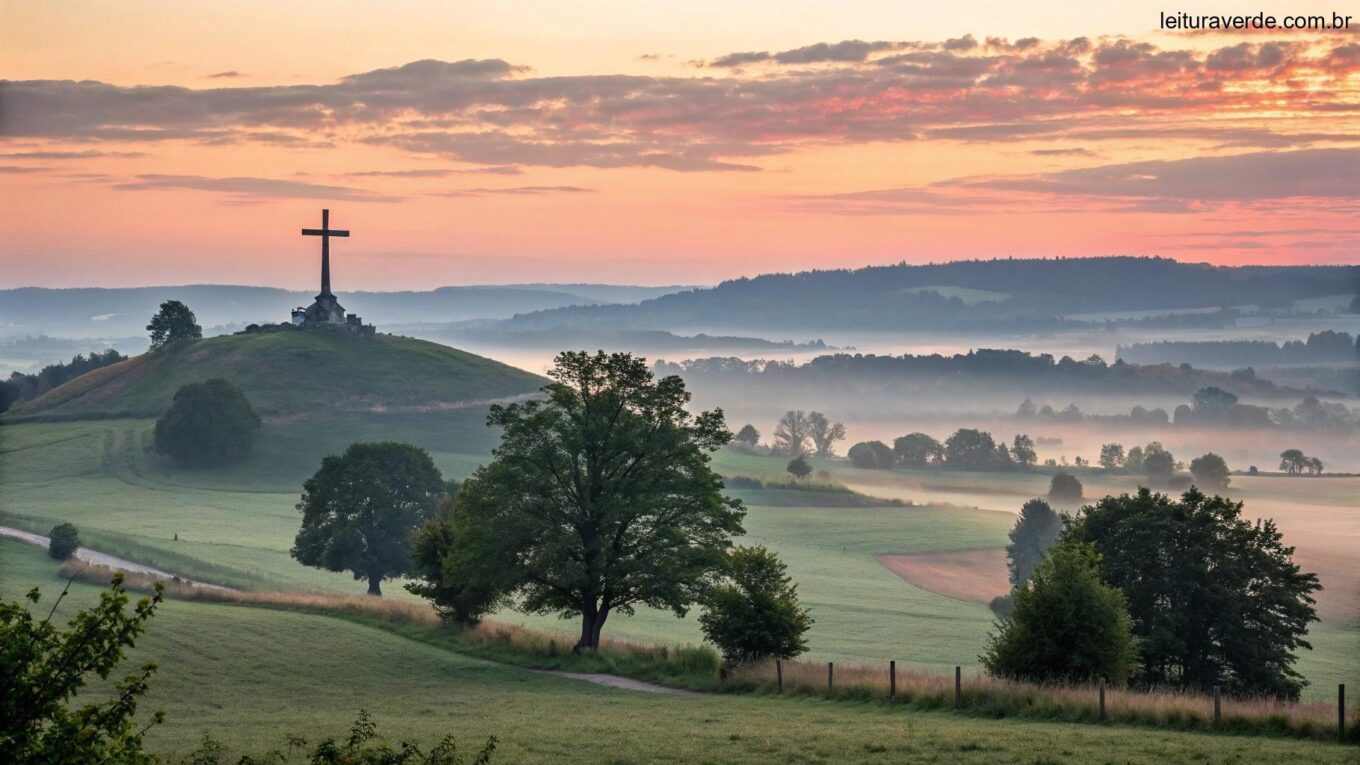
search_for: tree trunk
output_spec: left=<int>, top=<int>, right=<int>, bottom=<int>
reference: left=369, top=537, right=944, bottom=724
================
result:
left=367, top=576, right=382, bottom=597
left=574, top=604, right=610, bottom=653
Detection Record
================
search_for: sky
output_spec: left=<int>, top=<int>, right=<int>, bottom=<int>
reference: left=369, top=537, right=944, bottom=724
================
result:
left=2, top=1, right=1358, bottom=289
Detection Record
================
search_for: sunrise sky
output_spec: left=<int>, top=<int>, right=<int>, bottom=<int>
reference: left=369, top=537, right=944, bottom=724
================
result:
left=2, top=1, right=1358, bottom=288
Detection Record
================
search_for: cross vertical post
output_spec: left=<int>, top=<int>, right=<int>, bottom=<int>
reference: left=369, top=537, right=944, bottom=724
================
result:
left=301, top=208, right=350, bottom=297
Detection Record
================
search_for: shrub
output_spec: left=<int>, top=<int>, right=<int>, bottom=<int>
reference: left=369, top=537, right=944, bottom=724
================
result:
left=982, top=543, right=1138, bottom=686
left=699, top=546, right=812, bottom=667
left=154, top=378, right=260, bottom=466
left=785, top=455, right=813, bottom=479
left=1047, top=472, right=1083, bottom=503
left=47, top=523, right=80, bottom=560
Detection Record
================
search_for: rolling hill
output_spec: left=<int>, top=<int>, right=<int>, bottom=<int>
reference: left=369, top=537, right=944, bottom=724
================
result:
left=6, top=328, right=545, bottom=422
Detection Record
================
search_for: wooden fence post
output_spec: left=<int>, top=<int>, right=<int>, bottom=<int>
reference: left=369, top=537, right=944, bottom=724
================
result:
left=1213, top=685, right=1221, bottom=727
left=954, top=666, right=962, bottom=710
left=889, top=660, right=896, bottom=699
left=828, top=662, right=834, bottom=690
left=1340, top=684, right=1346, bottom=744
left=776, top=659, right=783, bottom=693
left=1098, top=678, right=1106, bottom=722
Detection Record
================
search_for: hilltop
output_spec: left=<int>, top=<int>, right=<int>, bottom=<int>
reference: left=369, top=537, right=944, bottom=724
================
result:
left=6, top=328, right=545, bottom=422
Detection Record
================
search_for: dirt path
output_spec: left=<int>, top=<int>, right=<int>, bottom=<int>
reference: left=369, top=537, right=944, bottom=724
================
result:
left=0, top=525, right=233, bottom=592
left=537, top=670, right=702, bottom=697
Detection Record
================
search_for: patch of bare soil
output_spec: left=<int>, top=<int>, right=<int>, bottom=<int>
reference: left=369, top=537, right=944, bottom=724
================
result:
left=877, top=548, right=1010, bottom=604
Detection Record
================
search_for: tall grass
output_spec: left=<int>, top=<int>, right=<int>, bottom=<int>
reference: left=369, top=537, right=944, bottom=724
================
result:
left=56, top=562, right=1356, bottom=743
left=731, top=658, right=1358, bottom=744
left=57, top=561, right=722, bottom=689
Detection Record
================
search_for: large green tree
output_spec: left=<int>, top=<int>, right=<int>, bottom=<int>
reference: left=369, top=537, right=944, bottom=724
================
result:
left=145, top=299, right=202, bottom=349
left=1062, top=488, right=1320, bottom=699
left=1, top=574, right=164, bottom=764
left=153, top=378, right=260, bottom=466
left=982, top=543, right=1139, bottom=686
left=292, top=442, right=447, bottom=596
left=699, top=546, right=813, bottom=667
left=944, top=428, right=999, bottom=469
left=419, top=351, right=744, bottom=652
left=1189, top=452, right=1230, bottom=490
left=1006, top=499, right=1064, bottom=587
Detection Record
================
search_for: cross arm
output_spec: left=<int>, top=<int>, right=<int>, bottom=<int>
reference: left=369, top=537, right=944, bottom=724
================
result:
left=301, top=228, right=350, bottom=237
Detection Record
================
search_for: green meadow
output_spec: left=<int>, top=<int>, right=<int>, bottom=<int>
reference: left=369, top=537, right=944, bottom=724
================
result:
left=3, top=538, right=1356, bottom=765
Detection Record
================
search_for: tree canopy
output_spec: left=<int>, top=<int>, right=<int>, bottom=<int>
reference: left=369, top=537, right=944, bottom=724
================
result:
left=893, top=432, right=943, bottom=468
left=805, top=412, right=846, bottom=457
left=944, top=428, right=999, bottom=469
left=982, top=542, right=1139, bottom=686
left=146, top=299, right=202, bottom=349
left=785, top=455, right=813, bottom=480
left=733, top=424, right=761, bottom=446
left=411, top=351, right=744, bottom=652
left=1188, top=452, right=1230, bottom=490
left=292, top=441, right=447, bottom=596
left=847, top=440, right=894, bottom=470
left=1062, top=488, right=1320, bottom=699
left=698, top=546, right=813, bottom=667
left=1006, top=499, right=1064, bottom=587
left=1047, top=472, right=1083, bottom=503
left=153, top=378, right=261, bottom=466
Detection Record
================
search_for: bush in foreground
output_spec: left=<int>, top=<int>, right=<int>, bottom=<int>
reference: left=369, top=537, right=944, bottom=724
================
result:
left=154, top=378, right=261, bottom=466
left=0, top=574, right=164, bottom=764
left=699, top=546, right=813, bottom=668
left=982, top=542, right=1139, bottom=686
left=47, top=522, right=80, bottom=560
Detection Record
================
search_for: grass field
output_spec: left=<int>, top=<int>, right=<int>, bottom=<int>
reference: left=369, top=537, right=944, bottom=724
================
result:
left=4, top=418, right=1356, bottom=696
left=4, top=539, right=1356, bottom=764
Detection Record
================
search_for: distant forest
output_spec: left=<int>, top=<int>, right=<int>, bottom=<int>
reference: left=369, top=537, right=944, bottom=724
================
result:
left=1118, top=331, right=1359, bottom=366
left=657, top=349, right=1324, bottom=402
left=497, top=257, right=1358, bottom=333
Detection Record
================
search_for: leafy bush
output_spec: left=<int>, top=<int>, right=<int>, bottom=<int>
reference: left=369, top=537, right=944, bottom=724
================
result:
left=154, top=378, right=261, bottom=466
left=982, top=543, right=1138, bottom=686
left=699, top=546, right=813, bottom=667
left=47, top=522, right=80, bottom=560
left=0, top=574, right=164, bottom=764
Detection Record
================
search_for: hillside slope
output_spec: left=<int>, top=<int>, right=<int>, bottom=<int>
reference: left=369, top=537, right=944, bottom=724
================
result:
left=7, top=329, right=545, bottom=421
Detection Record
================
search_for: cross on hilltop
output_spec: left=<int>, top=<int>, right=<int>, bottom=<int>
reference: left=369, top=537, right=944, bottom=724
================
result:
left=289, top=209, right=375, bottom=334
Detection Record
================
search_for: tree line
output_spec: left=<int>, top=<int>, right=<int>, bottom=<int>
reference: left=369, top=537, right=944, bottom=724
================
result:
left=1017, top=386, right=1358, bottom=431
left=1117, top=330, right=1358, bottom=366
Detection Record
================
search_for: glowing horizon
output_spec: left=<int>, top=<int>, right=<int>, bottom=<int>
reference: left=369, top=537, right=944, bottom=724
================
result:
left=2, top=1, right=1358, bottom=289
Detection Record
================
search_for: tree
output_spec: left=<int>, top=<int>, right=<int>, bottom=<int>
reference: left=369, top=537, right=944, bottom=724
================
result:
left=1010, top=434, right=1037, bottom=467
left=47, top=523, right=80, bottom=560
left=786, top=455, right=813, bottom=480
left=771, top=411, right=810, bottom=455
left=405, top=495, right=508, bottom=626
left=1047, top=472, right=1083, bottom=503
left=893, top=432, right=942, bottom=468
left=981, top=543, right=1138, bottom=686
left=1191, top=386, right=1238, bottom=416
left=292, top=441, right=447, bottom=596
left=1, top=574, right=164, bottom=764
left=414, top=352, right=744, bottom=653
left=1307, top=456, right=1324, bottom=475
left=1006, top=499, right=1064, bottom=587
left=847, top=440, right=894, bottom=470
left=1141, top=442, right=1175, bottom=479
left=733, top=424, right=761, bottom=447
left=1063, top=488, right=1320, bottom=699
left=153, top=378, right=261, bottom=466
left=1125, top=445, right=1145, bottom=473
left=145, top=299, right=202, bottom=349
left=805, top=412, right=846, bottom=457
left=1189, top=452, right=1230, bottom=490
left=1279, top=449, right=1308, bottom=475
left=698, top=546, right=813, bottom=667
left=1098, top=443, right=1125, bottom=471
left=1015, top=398, right=1037, bottom=418
left=944, top=428, right=999, bottom=470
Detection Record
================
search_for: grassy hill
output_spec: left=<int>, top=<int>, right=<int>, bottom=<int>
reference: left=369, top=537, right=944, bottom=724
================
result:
left=6, top=328, right=545, bottom=421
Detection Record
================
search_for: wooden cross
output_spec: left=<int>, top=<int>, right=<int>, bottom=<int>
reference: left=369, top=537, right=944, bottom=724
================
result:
left=301, top=208, right=350, bottom=295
